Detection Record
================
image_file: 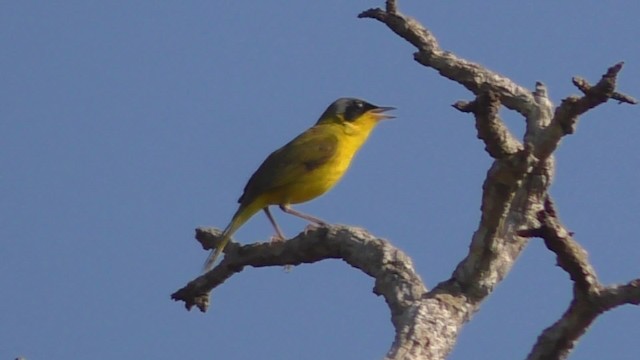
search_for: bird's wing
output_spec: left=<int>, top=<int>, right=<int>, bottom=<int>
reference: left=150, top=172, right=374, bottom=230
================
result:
left=238, top=126, right=338, bottom=205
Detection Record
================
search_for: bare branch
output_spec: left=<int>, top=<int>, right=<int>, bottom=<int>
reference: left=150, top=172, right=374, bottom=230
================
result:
left=610, top=92, right=637, bottom=105
left=599, top=280, right=640, bottom=310
left=384, top=0, right=397, bottom=14
left=172, top=226, right=427, bottom=319
left=572, top=62, right=638, bottom=105
left=519, top=198, right=599, bottom=292
left=358, top=3, right=536, bottom=116
left=558, top=62, right=623, bottom=133
left=390, top=146, right=545, bottom=359
left=520, top=198, right=640, bottom=360
left=526, top=280, right=640, bottom=360
left=453, top=91, right=523, bottom=159
left=533, top=62, right=637, bottom=161
left=527, top=296, right=600, bottom=360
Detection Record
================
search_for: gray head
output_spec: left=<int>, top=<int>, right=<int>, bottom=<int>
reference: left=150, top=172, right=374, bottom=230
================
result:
left=316, top=97, right=395, bottom=124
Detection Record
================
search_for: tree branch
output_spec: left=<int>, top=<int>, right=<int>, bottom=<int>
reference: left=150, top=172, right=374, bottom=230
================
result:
left=172, top=226, right=426, bottom=318
left=518, top=197, right=600, bottom=292
left=533, top=62, right=636, bottom=161
left=599, top=280, right=640, bottom=309
left=520, top=198, right=640, bottom=360
left=358, top=3, right=637, bottom=359
left=359, top=1, right=536, bottom=117
left=453, top=90, right=523, bottom=159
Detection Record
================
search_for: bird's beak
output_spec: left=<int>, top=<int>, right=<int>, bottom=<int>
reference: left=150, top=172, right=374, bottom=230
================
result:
left=369, top=106, right=396, bottom=120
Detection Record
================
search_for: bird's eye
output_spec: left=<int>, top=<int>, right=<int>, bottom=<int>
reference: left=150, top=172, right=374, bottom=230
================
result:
left=344, top=101, right=365, bottom=121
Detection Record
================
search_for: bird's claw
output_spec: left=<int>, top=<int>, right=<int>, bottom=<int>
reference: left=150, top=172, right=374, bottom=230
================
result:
left=269, top=234, right=286, bottom=243
left=303, top=222, right=326, bottom=235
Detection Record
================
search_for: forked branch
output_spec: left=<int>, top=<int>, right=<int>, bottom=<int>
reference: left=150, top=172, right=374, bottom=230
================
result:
left=172, top=226, right=426, bottom=317
left=520, top=198, right=640, bottom=360
left=173, top=1, right=637, bottom=359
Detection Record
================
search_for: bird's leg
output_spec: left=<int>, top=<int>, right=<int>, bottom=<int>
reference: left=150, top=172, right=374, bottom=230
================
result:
left=263, top=207, right=286, bottom=242
left=279, top=204, right=328, bottom=234
left=279, top=204, right=327, bottom=225
left=264, top=207, right=294, bottom=272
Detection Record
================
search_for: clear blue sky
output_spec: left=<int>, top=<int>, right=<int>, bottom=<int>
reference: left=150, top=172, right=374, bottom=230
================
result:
left=2, top=2, right=639, bottom=359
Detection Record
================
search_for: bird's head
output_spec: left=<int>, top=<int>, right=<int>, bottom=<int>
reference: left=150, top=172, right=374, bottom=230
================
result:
left=316, top=98, right=395, bottom=126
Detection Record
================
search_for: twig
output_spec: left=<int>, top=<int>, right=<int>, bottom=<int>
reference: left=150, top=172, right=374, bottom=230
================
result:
left=453, top=91, right=523, bottom=159
left=172, top=226, right=426, bottom=316
left=519, top=198, right=640, bottom=360
left=532, top=62, right=637, bottom=162
left=358, top=2, right=536, bottom=116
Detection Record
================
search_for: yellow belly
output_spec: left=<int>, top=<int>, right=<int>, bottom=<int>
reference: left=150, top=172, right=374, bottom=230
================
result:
left=253, top=118, right=378, bottom=208
left=265, top=153, right=351, bottom=205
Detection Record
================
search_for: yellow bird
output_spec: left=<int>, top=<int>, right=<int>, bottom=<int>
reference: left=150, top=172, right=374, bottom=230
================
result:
left=203, top=97, right=394, bottom=271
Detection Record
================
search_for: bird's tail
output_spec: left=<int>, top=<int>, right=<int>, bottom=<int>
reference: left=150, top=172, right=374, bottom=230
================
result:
left=202, top=201, right=263, bottom=272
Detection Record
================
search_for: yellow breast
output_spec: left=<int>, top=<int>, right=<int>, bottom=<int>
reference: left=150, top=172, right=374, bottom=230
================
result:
left=286, top=121, right=375, bottom=204
left=283, top=150, right=350, bottom=204
left=279, top=119, right=377, bottom=205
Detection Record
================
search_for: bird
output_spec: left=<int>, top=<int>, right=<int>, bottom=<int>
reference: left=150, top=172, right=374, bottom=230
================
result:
left=203, top=97, right=394, bottom=271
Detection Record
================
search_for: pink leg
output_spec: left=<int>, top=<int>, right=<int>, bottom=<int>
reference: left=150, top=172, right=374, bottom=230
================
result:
left=279, top=204, right=327, bottom=226
left=263, top=207, right=286, bottom=242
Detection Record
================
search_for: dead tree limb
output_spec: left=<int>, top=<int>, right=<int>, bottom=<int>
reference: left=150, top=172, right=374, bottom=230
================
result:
left=173, top=1, right=637, bottom=359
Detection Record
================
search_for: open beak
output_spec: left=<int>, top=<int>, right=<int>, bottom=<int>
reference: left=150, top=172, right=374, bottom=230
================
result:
left=369, top=106, right=396, bottom=120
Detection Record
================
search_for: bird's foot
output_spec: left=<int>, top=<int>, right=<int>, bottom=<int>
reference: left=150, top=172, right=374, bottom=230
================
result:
left=267, top=234, right=292, bottom=272
left=269, top=234, right=286, bottom=243
left=303, top=221, right=327, bottom=235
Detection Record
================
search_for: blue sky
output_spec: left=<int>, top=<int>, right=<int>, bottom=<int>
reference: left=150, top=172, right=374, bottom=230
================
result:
left=2, top=2, right=639, bottom=359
